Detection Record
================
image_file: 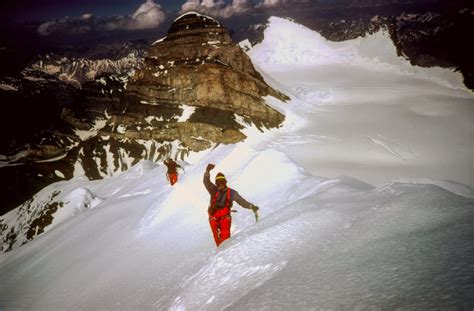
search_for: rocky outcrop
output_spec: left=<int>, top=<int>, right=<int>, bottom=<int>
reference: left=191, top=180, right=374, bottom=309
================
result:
left=126, top=12, right=288, bottom=131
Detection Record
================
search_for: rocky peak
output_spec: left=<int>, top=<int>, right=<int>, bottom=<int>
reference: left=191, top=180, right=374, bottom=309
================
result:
left=167, top=12, right=227, bottom=38
left=125, top=12, right=288, bottom=143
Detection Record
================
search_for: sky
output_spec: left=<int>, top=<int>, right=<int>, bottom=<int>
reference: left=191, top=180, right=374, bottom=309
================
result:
left=1, top=16, right=474, bottom=309
left=1, top=0, right=308, bottom=22
left=0, top=0, right=313, bottom=54
left=0, top=0, right=468, bottom=39
left=1, top=0, right=178, bottom=22
left=1, top=0, right=466, bottom=64
left=2, top=0, right=463, bottom=24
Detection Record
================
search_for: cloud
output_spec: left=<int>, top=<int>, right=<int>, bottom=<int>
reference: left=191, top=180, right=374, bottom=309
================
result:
left=178, top=0, right=307, bottom=18
left=258, top=0, right=280, bottom=7
left=181, top=0, right=201, bottom=12
left=104, top=0, right=166, bottom=30
left=38, top=0, right=167, bottom=36
left=255, top=0, right=313, bottom=9
left=37, top=21, right=58, bottom=36
left=130, top=0, right=167, bottom=29
left=226, top=0, right=253, bottom=16
left=37, top=16, right=93, bottom=36
left=201, top=0, right=223, bottom=8
left=179, top=0, right=251, bottom=18
left=81, top=13, right=94, bottom=21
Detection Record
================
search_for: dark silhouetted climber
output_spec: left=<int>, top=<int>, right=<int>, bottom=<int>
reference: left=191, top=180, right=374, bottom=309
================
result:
left=203, top=163, right=259, bottom=246
left=164, top=158, right=182, bottom=186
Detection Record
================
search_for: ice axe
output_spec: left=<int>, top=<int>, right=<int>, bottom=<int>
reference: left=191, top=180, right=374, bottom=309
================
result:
left=251, top=205, right=259, bottom=223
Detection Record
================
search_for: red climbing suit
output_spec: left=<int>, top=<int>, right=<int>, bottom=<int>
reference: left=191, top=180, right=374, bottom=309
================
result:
left=168, top=173, right=178, bottom=186
left=208, top=188, right=232, bottom=246
left=164, top=160, right=181, bottom=186
left=203, top=169, right=255, bottom=247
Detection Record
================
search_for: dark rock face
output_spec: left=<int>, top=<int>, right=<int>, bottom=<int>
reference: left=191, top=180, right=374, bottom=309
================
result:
left=0, top=187, right=95, bottom=252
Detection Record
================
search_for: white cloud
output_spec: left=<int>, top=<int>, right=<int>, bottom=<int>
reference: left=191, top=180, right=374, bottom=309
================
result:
left=180, top=0, right=201, bottom=12
left=38, top=0, right=167, bottom=36
left=259, top=0, right=284, bottom=7
left=130, top=0, right=167, bottom=29
left=179, top=0, right=251, bottom=18
left=226, top=0, right=252, bottom=16
left=256, top=0, right=311, bottom=8
left=37, top=18, right=92, bottom=36
left=178, top=0, right=303, bottom=18
left=106, top=0, right=167, bottom=30
left=38, top=21, right=58, bottom=36
left=81, top=13, right=94, bottom=21
left=201, top=0, right=219, bottom=8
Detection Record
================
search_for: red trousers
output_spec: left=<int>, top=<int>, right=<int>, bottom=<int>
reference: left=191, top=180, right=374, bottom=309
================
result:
left=168, top=173, right=178, bottom=186
left=209, top=208, right=231, bottom=247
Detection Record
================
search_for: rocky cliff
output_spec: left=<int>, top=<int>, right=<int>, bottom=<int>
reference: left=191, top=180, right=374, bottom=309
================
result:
left=126, top=12, right=287, bottom=132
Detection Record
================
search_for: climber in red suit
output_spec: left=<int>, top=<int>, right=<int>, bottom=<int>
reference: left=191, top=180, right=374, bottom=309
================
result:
left=203, top=163, right=259, bottom=246
left=164, top=158, right=182, bottom=186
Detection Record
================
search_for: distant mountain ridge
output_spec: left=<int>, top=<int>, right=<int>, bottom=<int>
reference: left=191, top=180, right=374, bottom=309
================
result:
left=29, top=43, right=144, bottom=89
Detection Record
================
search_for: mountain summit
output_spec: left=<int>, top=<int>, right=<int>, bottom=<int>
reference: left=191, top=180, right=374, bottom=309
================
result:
left=125, top=12, right=288, bottom=149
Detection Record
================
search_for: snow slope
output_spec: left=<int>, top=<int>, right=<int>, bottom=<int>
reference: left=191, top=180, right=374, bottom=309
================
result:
left=249, top=17, right=474, bottom=188
left=0, top=16, right=473, bottom=310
